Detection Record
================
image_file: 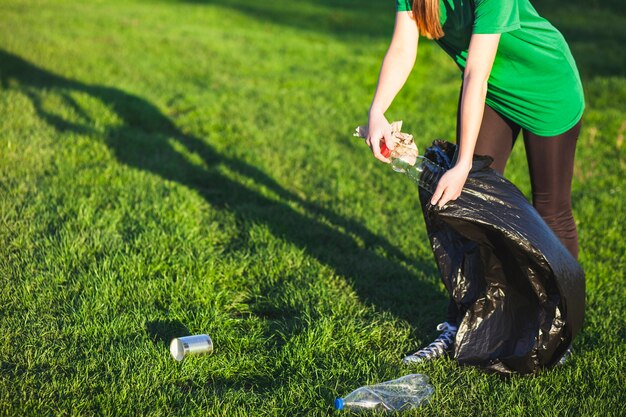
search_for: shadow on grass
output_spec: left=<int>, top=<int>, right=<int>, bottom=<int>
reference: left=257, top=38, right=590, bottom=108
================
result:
left=146, top=319, right=191, bottom=347
left=182, top=0, right=395, bottom=39
left=0, top=49, right=444, bottom=342
left=534, top=0, right=626, bottom=78
left=181, top=0, right=625, bottom=78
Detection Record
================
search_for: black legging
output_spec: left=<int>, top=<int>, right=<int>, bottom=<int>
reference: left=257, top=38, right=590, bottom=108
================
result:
left=446, top=102, right=582, bottom=326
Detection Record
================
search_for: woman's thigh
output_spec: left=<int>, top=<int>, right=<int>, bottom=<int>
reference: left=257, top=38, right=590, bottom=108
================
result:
left=522, top=122, right=581, bottom=208
left=456, top=103, right=521, bottom=175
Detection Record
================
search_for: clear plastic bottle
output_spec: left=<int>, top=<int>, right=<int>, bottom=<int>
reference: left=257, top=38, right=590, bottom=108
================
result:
left=334, top=374, right=434, bottom=412
left=389, top=153, right=445, bottom=194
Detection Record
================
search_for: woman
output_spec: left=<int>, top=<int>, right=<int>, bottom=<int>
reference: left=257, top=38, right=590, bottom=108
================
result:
left=365, top=0, right=584, bottom=363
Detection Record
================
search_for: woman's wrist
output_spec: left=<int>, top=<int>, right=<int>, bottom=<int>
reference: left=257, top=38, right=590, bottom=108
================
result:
left=369, top=105, right=384, bottom=118
left=455, top=157, right=473, bottom=172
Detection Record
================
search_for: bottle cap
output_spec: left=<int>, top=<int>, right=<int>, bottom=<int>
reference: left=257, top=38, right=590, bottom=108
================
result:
left=380, top=141, right=391, bottom=158
left=334, top=398, right=344, bottom=410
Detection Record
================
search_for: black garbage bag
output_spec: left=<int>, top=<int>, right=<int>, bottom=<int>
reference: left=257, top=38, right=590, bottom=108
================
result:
left=419, top=141, right=585, bottom=376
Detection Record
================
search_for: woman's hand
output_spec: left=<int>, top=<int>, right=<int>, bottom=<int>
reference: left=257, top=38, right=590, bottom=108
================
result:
left=430, top=161, right=472, bottom=207
left=366, top=110, right=395, bottom=163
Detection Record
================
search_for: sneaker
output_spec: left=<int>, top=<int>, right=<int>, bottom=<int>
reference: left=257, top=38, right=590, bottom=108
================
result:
left=557, top=347, right=572, bottom=366
left=403, top=322, right=458, bottom=364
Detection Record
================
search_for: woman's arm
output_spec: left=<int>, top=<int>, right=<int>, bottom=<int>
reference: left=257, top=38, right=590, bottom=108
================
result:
left=367, top=11, right=419, bottom=163
left=430, top=33, right=501, bottom=207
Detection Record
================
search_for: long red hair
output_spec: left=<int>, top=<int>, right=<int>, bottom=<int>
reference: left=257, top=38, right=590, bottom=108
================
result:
left=412, top=0, right=444, bottom=39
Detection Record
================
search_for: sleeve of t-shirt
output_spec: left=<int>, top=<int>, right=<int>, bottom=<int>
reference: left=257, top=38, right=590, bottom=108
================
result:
left=473, top=0, right=521, bottom=34
left=396, top=0, right=412, bottom=12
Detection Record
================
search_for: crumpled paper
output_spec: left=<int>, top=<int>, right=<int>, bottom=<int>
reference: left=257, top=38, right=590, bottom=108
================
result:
left=353, top=120, right=418, bottom=165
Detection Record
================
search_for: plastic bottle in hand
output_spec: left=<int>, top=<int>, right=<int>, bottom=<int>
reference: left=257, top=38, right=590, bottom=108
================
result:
left=334, top=374, right=434, bottom=412
left=381, top=141, right=445, bottom=194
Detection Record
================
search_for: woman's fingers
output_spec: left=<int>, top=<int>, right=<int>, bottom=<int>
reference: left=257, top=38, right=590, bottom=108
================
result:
left=432, top=182, right=463, bottom=207
left=430, top=183, right=445, bottom=206
left=382, top=129, right=396, bottom=150
left=368, top=133, right=391, bottom=163
left=430, top=165, right=469, bottom=207
left=366, top=112, right=392, bottom=163
left=438, top=189, right=458, bottom=207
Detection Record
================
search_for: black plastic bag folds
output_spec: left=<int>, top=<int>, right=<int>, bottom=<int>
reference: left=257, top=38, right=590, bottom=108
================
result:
left=419, top=141, right=585, bottom=376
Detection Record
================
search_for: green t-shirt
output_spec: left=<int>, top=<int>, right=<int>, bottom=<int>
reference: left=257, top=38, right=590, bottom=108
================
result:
left=396, top=0, right=584, bottom=136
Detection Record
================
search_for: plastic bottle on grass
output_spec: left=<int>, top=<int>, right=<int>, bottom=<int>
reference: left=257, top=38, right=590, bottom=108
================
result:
left=334, top=374, right=434, bottom=412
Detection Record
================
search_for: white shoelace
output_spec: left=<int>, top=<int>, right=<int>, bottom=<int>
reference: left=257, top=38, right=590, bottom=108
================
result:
left=404, top=322, right=458, bottom=363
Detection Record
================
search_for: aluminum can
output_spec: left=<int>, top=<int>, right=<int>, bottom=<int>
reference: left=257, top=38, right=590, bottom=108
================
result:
left=170, top=334, right=213, bottom=361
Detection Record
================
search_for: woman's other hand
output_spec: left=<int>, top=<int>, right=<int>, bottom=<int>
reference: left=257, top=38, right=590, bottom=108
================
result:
left=366, top=111, right=394, bottom=163
left=430, top=161, right=471, bottom=207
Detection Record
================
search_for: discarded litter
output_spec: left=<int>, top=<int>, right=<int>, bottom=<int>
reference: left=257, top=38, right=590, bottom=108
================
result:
left=335, top=374, right=434, bottom=412
left=170, top=334, right=213, bottom=361
left=354, top=121, right=445, bottom=192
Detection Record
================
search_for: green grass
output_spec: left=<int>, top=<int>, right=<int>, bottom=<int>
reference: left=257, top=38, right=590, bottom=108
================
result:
left=0, top=0, right=624, bottom=415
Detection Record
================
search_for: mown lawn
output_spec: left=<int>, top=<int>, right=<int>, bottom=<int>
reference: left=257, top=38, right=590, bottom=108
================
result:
left=0, top=0, right=624, bottom=416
